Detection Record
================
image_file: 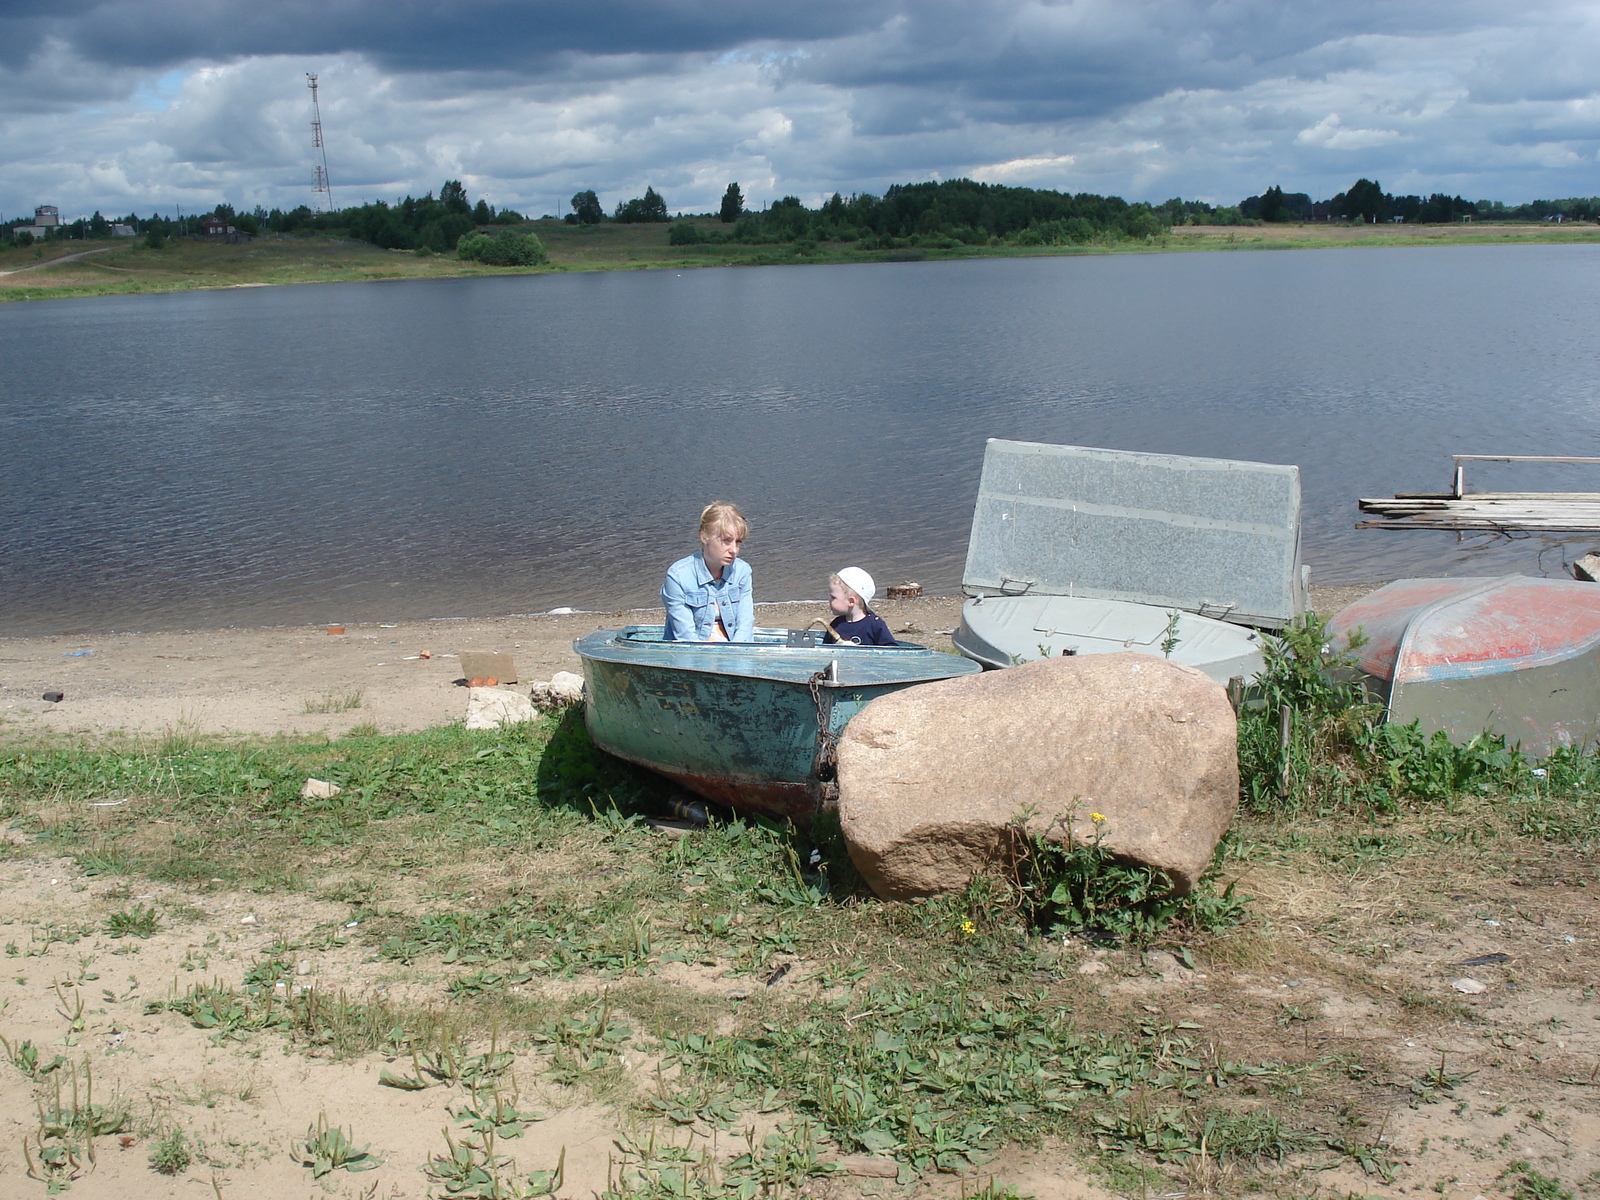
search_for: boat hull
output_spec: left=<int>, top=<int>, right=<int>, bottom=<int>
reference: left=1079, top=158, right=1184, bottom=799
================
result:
left=1327, top=576, right=1600, bottom=756
left=954, top=594, right=1267, bottom=685
left=575, top=627, right=980, bottom=820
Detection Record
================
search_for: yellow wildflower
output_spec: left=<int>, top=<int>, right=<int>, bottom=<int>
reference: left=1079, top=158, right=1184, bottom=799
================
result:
left=1090, top=812, right=1106, bottom=823
left=960, top=920, right=977, bottom=936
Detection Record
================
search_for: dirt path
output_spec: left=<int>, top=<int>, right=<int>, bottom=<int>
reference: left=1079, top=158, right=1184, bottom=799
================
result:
left=0, top=246, right=113, bottom=276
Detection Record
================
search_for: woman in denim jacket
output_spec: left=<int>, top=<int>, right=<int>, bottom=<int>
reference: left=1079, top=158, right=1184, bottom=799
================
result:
left=662, top=502, right=753, bottom=641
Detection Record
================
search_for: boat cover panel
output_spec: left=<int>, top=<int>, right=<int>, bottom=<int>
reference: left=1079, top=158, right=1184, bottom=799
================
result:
left=961, top=439, right=1305, bottom=628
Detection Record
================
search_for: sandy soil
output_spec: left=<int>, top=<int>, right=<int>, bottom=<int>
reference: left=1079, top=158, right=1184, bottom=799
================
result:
left=0, top=825, right=1593, bottom=1199
left=0, top=589, right=1375, bottom=741
left=0, top=851, right=1132, bottom=1200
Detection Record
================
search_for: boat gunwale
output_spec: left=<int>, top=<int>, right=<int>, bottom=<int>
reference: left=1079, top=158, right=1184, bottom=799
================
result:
left=574, top=625, right=976, bottom=688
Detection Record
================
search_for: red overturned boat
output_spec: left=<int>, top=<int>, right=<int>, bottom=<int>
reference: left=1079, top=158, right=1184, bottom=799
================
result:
left=1326, top=576, right=1600, bottom=757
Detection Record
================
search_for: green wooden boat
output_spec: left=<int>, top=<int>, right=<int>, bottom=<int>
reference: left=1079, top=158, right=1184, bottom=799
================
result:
left=575, top=625, right=980, bottom=819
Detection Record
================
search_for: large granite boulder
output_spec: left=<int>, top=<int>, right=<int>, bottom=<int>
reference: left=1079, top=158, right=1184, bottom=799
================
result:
left=837, top=652, right=1238, bottom=900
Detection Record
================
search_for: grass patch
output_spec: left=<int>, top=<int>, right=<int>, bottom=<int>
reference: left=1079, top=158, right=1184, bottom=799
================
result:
left=102, top=904, right=160, bottom=938
left=1, top=656, right=1598, bottom=1197
left=303, top=687, right=365, bottom=714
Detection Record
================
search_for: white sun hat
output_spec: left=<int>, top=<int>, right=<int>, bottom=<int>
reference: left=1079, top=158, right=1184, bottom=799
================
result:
left=836, top=567, right=876, bottom=607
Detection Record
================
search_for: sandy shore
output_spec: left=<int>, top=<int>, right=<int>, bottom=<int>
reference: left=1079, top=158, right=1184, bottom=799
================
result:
left=0, top=586, right=1376, bottom=739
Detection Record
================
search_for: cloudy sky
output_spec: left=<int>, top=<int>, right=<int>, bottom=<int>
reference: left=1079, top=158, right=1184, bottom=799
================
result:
left=3, top=1, right=1597, bottom=222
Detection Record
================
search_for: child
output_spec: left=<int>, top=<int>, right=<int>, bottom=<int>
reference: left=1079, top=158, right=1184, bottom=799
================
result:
left=821, top=567, right=896, bottom=646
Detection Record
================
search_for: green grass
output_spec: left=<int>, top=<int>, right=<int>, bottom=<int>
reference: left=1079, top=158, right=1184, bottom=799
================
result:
left=2, top=672, right=1598, bottom=1196
left=102, top=904, right=160, bottom=938
left=6, top=220, right=1597, bottom=304
left=302, top=686, right=365, bottom=714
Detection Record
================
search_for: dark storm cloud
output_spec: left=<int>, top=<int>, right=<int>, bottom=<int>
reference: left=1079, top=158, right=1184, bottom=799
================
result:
left=0, top=0, right=893, bottom=73
left=786, top=0, right=1517, bottom=126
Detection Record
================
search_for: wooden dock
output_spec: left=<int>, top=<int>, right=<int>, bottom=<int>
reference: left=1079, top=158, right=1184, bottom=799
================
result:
left=1357, top=455, right=1600, bottom=532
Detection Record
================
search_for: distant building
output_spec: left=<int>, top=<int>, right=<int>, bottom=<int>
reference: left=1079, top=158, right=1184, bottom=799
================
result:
left=110, top=224, right=135, bottom=237
left=11, top=205, right=61, bottom=241
left=199, top=215, right=235, bottom=238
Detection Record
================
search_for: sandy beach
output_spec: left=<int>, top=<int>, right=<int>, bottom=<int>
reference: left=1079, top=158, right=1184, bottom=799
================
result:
left=0, top=586, right=1377, bottom=740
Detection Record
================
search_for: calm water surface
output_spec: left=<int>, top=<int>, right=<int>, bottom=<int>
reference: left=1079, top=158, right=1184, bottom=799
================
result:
left=3, top=245, right=1598, bottom=635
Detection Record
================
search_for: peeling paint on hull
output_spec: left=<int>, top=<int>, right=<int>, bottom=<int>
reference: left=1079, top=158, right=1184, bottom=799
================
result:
left=575, top=626, right=981, bottom=820
left=1328, top=576, right=1600, bottom=756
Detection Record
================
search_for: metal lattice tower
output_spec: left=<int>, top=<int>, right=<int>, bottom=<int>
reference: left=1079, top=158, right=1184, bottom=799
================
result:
left=307, top=73, right=334, bottom=211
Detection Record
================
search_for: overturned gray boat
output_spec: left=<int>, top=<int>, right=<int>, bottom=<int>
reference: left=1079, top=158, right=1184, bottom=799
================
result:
left=952, top=439, right=1308, bottom=685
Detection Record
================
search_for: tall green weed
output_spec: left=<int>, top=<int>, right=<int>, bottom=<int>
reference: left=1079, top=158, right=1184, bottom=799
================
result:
left=1238, top=614, right=1599, bottom=831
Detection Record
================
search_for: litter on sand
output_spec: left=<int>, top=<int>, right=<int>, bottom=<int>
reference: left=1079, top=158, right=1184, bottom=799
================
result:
left=1452, top=978, right=1488, bottom=994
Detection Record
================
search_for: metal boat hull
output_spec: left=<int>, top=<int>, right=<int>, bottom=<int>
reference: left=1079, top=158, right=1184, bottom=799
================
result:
left=950, top=439, right=1304, bottom=685
left=575, top=627, right=980, bottom=820
left=1327, top=576, right=1600, bottom=756
left=954, top=594, right=1267, bottom=684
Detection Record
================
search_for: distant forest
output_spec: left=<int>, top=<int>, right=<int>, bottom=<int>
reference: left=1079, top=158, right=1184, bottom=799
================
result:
left=7, top=176, right=1598, bottom=254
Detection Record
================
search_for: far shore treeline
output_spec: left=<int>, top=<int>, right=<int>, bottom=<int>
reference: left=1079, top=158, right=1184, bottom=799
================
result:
left=7, top=176, right=1598, bottom=257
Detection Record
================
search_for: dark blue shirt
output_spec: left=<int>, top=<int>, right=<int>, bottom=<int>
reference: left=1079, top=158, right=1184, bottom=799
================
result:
left=830, top=613, right=896, bottom=646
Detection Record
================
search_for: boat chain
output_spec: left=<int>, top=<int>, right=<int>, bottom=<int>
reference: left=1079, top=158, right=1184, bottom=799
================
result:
left=806, top=669, right=841, bottom=806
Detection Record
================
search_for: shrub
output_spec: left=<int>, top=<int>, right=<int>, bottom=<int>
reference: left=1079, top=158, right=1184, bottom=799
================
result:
left=457, top=229, right=546, bottom=266
left=667, top=221, right=705, bottom=246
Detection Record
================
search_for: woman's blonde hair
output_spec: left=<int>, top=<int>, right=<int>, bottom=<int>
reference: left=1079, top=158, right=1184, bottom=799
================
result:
left=699, top=501, right=748, bottom=541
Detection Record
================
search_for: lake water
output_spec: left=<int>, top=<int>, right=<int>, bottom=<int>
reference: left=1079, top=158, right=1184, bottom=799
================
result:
left=3, top=245, right=1599, bottom=636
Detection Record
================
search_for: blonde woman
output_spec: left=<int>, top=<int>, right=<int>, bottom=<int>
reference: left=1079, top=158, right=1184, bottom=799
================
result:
left=662, top=502, right=753, bottom=642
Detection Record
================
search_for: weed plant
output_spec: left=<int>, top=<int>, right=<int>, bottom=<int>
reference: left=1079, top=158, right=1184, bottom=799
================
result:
left=653, top=975, right=1320, bottom=1172
left=1504, top=1161, right=1575, bottom=1200
left=303, top=687, right=365, bottom=714
left=1012, top=817, right=1247, bottom=943
left=103, top=903, right=160, bottom=938
left=23, top=1058, right=128, bottom=1187
left=148, top=1127, right=192, bottom=1175
left=293, top=1112, right=378, bottom=1178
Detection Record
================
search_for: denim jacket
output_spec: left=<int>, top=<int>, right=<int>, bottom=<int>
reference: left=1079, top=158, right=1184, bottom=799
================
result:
left=662, top=552, right=753, bottom=642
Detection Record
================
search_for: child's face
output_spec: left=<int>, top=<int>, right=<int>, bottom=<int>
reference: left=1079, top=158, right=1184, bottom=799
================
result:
left=829, top=580, right=857, bottom=616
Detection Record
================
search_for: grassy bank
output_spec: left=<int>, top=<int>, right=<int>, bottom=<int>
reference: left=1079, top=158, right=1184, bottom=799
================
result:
left=0, top=628, right=1596, bottom=1198
left=4, top=219, right=1598, bottom=304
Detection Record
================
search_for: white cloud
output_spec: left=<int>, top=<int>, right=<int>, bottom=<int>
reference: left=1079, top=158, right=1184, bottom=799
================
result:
left=972, top=154, right=1078, bottom=185
left=1295, top=113, right=1407, bottom=150
left=1, top=2, right=1597, bottom=220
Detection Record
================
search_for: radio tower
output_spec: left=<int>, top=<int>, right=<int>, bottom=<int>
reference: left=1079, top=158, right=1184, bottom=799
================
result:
left=307, top=73, right=334, bottom=211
